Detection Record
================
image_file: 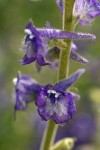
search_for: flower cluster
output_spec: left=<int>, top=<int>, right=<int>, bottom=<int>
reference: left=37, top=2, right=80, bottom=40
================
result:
left=13, top=0, right=99, bottom=125
left=13, top=69, right=85, bottom=124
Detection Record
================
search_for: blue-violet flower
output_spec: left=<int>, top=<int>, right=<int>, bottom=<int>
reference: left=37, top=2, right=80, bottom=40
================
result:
left=20, top=21, right=95, bottom=66
left=35, top=69, right=85, bottom=124
left=19, top=21, right=50, bottom=66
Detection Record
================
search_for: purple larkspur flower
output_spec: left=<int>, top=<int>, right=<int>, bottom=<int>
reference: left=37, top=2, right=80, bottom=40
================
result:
left=19, top=21, right=95, bottom=68
left=13, top=72, right=41, bottom=111
left=19, top=21, right=50, bottom=66
left=35, top=69, right=85, bottom=124
left=73, top=0, right=100, bottom=25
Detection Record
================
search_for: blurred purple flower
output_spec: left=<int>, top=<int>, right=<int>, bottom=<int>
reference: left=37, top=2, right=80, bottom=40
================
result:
left=13, top=72, right=41, bottom=111
left=73, top=0, right=100, bottom=25
left=56, top=0, right=100, bottom=26
left=56, top=112, right=96, bottom=147
left=35, top=69, right=85, bottom=124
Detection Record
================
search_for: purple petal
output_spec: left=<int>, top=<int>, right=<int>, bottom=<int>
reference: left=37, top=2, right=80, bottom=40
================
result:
left=19, top=54, right=36, bottom=65
left=35, top=88, right=52, bottom=121
left=54, top=69, right=85, bottom=92
left=37, top=108, right=51, bottom=121
left=35, top=89, right=47, bottom=108
left=52, top=93, right=76, bottom=124
left=36, top=54, right=50, bottom=66
left=70, top=50, right=89, bottom=64
left=37, top=28, right=96, bottom=40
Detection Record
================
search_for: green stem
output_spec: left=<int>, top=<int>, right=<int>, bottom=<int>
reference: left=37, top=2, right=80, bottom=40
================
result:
left=40, top=1, right=75, bottom=150
left=40, top=120, right=58, bottom=150
left=59, top=0, right=75, bottom=80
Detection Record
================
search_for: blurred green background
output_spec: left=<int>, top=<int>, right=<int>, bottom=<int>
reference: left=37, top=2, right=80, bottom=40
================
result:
left=0, top=0, right=100, bottom=150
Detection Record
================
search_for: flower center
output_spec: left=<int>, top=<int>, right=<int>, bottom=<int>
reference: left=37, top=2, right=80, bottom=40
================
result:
left=47, top=90, right=60, bottom=104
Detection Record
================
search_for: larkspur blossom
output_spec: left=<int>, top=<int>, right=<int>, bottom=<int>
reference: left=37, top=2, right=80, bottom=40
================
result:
left=19, top=21, right=95, bottom=67
left=19, top=21, right=95, bottom=68
left=19, top=21, right=50, bottom=66
left=13, top=72, right=41, bottom=111
left=35, top=69, right=85, bottom=124
left=56, top=0, right=100, bottom=26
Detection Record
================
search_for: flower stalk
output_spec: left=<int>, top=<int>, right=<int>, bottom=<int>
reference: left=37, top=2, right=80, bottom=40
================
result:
left=40, top=0, right=75, bottom=150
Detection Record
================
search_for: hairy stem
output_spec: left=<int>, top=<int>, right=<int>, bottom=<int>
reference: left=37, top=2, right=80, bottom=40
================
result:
left=59, top=0, right=75, bottom=80
left=40, top=1, right=75, bottom=150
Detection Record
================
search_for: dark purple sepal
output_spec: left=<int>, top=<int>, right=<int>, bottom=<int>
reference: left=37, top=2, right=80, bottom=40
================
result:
left=19, top=54, right=36, bottom=65
left=37, top=28, right=96, bottom=40
left=54, top=69, right=85, bottom=92
left=70, top=50, right=89, bottom=64
left=36, top=54, right=50, bottom=66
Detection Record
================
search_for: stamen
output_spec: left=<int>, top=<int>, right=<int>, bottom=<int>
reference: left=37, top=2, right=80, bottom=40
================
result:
left=47, top=90, right=60, bottom=98
left=47, top=90, right=56, bottom=94
left=29, top=35, right=34, bottom=39
left=24, top=29, right=32, bottom=35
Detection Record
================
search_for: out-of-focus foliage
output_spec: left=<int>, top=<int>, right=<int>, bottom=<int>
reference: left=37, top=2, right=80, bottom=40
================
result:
left=0, top=0, right=100, bottom=150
